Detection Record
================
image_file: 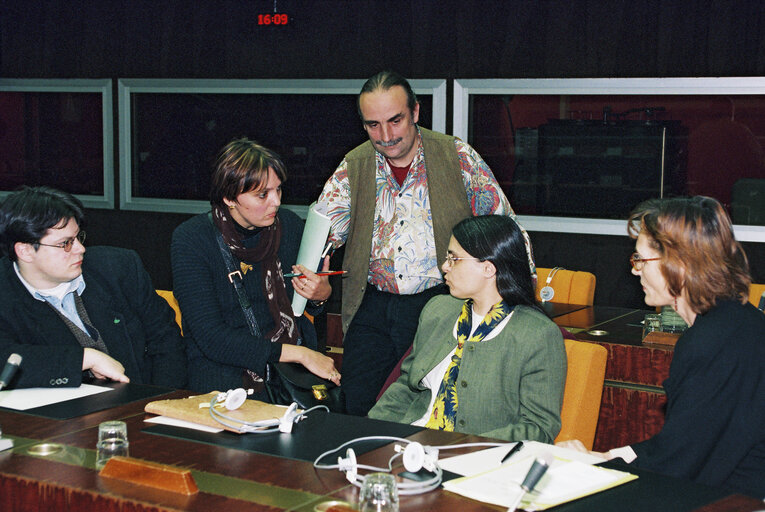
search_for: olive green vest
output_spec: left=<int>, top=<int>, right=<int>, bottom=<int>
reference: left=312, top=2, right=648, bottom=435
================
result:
left=341, top=127, right=472, bottom=333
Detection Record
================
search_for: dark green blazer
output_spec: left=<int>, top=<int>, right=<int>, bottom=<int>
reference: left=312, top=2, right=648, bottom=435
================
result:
left=369, top=295, right=566, bottom=442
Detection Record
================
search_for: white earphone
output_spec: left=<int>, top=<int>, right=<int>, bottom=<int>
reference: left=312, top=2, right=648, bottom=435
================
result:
left=314, top=436, right=506, bottom=495
left=207, top=388, right=325, bottom=433
left=539, top=267, right=564, bottom=302
left=399, top=442, right=438, bottom=473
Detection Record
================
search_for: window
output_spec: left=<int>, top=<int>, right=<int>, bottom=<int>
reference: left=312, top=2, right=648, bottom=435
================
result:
left=0, top=79, right=114, bottom=208
left=119, top=79, right=446, bottom=215
left=454, top=78, right=765, bottom=242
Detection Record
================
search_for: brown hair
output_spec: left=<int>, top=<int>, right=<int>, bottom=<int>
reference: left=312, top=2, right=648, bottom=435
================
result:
left=628, top=196, right=750, bottom=314
left=210, top=138, right=287, bottom=208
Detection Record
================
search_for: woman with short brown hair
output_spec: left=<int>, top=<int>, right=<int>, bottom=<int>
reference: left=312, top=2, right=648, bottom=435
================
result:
left=561, top=196, right=765, bottom=498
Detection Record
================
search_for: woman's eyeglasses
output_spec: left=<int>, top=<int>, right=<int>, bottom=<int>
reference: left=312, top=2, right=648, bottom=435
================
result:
left=36, top=231, right=86, bottom=252
left=629, top=252, right=660, bottom=271
left=444, top=254, right=480, bottom=266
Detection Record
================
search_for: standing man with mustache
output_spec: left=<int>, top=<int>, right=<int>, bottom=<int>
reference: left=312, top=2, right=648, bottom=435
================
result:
left=317, top=71, right=530, bottom=415
left=0, top=186, right=187, bottom=389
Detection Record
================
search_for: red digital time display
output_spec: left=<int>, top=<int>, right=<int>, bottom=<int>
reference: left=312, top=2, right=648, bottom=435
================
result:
left=258, top=13, right=289, bottom=25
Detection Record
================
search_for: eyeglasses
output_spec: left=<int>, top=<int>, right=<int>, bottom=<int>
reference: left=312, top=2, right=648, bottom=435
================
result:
left=629, top=252, right=660, bottom=271
left=444, top=254, right=480, bottom=266
left=36, top=231, right=86, bottom=252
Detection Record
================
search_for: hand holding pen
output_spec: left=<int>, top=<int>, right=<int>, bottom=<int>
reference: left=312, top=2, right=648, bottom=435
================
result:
left=290, top=256, right=333, bottom=302
left=283, top=242, right=348, bottom=279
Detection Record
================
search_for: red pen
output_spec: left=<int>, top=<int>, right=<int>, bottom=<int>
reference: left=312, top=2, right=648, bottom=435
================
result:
left=283, top=270, right=348, bottom=279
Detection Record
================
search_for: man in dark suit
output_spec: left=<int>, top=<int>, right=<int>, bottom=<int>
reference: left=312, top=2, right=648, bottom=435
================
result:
left=0, top=186, right=186, bottom=389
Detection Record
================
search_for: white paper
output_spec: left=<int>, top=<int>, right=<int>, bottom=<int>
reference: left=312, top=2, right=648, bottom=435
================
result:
left=291, top=202, right=332, bottom=316
left=0, top=383, right=113, bottom=410
left=144, top=415, right=224, bottom=433
left=443, top=455, right=633, bottom=510
left=438, top=440, right=605, bottom=477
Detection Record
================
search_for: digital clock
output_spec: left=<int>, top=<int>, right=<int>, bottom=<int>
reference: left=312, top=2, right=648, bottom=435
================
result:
left=258, top=13, right=289, bottom=25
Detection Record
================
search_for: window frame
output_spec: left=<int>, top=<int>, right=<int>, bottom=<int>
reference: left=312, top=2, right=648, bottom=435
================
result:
left=0, top=78, right=114, bottom=209
left=118, top=78, right=447, bottom=216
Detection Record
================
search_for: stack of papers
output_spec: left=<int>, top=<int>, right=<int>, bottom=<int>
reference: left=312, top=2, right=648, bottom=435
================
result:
left=439, top=441, right=637, bottom=510
left=0, top=383, right=112, bottom=410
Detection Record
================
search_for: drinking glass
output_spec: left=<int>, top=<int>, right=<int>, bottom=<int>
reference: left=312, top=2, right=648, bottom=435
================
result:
left=96, top=420, right=129, bottom=469
left=359, top=473, right=399, bottom=512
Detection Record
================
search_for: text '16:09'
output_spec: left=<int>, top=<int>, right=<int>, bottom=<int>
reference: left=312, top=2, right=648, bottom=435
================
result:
left=258, top=14, right=288, bottom=25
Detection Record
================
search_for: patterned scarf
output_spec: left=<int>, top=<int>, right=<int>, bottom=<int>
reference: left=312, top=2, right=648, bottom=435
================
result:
left=425, top=299, right=513, bottom=431
left=211, top=204, right=299, bottom=345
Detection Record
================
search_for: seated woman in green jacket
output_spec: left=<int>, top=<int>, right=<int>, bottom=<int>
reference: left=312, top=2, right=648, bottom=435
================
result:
left=369, top=215, right=566, bottom=442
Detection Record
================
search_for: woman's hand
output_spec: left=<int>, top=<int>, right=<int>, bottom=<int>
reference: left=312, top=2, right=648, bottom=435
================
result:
left=280, top=344, right=341, bottom=385
left=291, top=256, right=332, bottom=301
left=556, top=439, right=609, bottom=459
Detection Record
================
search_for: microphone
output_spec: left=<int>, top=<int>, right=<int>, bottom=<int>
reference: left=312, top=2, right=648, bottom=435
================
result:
left=520, top=452, right=554, bottom=493
left=0, top=354, right=22, bottom=390
left=507, top=452, right=554, bottom=512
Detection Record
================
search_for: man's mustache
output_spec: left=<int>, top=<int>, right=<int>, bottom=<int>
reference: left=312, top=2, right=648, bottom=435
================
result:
left=376, top=137, right=402, bottom=147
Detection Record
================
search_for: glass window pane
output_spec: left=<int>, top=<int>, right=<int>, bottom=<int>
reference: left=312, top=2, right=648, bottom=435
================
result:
left=0, top=91, right=104, bottom=194
left=470, top=94, right=765, bottom=225
left=130, top=93, right=433, bottom=205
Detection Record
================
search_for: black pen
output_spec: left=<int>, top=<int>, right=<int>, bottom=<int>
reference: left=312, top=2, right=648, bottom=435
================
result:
left=501, top=441, right=524, bottom=463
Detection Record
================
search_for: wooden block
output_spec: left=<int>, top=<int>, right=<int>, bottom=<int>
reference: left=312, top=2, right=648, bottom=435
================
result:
left=99, top=456, right=198, bottom=495
left=643, top=331, right=681, bottom=346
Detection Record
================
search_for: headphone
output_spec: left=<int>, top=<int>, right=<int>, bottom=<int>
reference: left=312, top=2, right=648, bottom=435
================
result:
left=539, top=267, right=564, bottom=302
left=207, top=388, right=328, bottom=434
left=314, top=436, right=506, bottom=495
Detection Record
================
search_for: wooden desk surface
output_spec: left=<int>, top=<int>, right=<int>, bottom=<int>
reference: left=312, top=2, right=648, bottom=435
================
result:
left=1, top=386, right=761, bottom=512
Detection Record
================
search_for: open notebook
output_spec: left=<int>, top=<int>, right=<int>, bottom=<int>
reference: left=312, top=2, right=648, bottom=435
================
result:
left=440, top=441, right=637, bottom=510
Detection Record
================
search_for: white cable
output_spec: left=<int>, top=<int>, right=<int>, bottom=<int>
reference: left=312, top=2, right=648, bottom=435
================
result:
left=313, top=436, right=510, bottom=495
left=208, top=392, right=329, bottom=433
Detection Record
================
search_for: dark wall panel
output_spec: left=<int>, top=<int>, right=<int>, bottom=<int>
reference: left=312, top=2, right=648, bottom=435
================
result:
left=4, top=0, right=765, bottom=302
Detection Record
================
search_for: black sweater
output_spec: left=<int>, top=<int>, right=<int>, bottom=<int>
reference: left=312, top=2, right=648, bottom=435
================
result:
left=171, top=210, right=317, bottom=393
left=631, top=300, right=765, bottom=497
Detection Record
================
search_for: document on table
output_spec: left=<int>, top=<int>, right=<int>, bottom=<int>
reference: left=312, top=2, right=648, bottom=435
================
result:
left=0, top=383, right=113, bottom=410
left=442, top=454, right=636, bottom=510
left=144, top=415, right=224, bottom=433
left=438, top=440, right=605, bottom=476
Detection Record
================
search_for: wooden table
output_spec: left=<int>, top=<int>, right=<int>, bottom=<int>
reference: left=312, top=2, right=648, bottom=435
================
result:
left=554, top=307, right=675, bottom=452
left=1, top=385, right=762, bottom=511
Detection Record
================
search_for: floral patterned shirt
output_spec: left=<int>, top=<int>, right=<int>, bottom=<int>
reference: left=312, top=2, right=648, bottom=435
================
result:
left=318, top=128, right=527, bottom=295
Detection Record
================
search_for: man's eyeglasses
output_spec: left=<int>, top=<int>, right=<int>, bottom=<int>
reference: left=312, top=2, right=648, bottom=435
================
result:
left=36, top=231, right=86, bottom=252
left=629, top=252, right=660, bottom=271
left=444, top=254, right=480, bottom=266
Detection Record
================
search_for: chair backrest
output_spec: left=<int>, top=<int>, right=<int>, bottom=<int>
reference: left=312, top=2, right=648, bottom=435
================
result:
left=536, top=268, right=596, bottom=306
left=749, top=283, right=765, bottom=311
left=156, top=289, right=183, bottom=334
left=554, top=339, right=608, bottom=449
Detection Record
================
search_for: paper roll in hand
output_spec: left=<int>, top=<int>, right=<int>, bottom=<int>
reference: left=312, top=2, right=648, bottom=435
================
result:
left=291, top=202, right=332, bottom=316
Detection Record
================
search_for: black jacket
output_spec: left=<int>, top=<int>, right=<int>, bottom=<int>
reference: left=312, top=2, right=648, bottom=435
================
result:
left=0, top=246, right=187, bottom=389
left=631, top=300, right=765, bottom=497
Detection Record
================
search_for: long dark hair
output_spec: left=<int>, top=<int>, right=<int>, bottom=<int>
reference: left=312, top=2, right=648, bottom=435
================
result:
left=452, top=215, right=537, bottom=308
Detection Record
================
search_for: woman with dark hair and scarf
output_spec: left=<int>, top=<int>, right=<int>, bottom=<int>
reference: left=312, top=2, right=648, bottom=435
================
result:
left=172, top=138, right=339, bottom=394
left=369, top=215, right=566, bottom=442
